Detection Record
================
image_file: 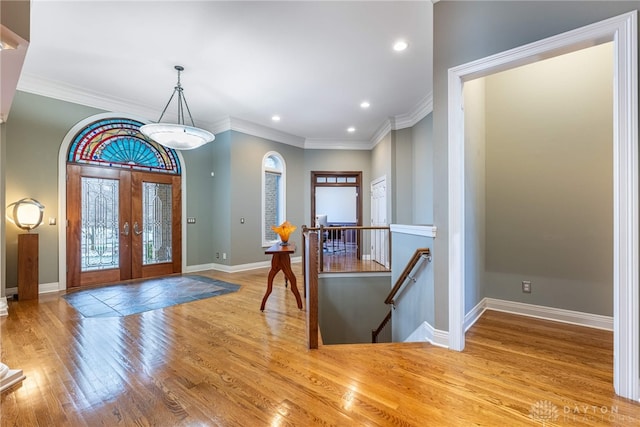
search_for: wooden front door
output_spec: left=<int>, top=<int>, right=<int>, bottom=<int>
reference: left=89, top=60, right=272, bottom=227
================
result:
left=66, top=164, right=181, bottom=288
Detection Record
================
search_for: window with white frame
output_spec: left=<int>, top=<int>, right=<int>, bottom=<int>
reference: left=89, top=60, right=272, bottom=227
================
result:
left=262, top=152, right=286, bottom=246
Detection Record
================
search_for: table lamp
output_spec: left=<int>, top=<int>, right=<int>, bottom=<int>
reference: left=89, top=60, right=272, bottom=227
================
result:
left=7, top=198, right=44, bottom=300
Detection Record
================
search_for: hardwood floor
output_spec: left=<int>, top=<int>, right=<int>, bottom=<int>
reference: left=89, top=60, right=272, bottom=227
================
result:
left=1, top=266, right=639, bottom=426
left=320, top=250, right=389, bottom=273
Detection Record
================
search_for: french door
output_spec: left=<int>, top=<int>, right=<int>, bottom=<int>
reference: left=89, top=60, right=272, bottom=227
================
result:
left=66, top=164, right=181, bottom=288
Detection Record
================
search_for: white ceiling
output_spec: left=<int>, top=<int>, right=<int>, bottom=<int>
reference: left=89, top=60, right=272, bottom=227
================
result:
left=18, top=1, right=433, bottom=149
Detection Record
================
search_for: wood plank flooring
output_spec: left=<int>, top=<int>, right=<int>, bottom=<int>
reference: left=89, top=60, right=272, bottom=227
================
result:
left=1, top=265, right=639, bottom=426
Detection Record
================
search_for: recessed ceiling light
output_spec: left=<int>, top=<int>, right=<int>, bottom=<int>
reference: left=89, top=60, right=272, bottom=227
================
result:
left=393, top=40, right=408, bottom=52
left=347, top=127, right=356, bottom=133
left=360, top=101, right=370, bottom=109
left=272, top=115, right=281, bottom=122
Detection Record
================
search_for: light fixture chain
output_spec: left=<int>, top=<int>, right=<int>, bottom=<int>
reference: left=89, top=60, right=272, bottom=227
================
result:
left=180, top=91, right=197, bottom=127
left=156, top=89, right=178, bottom=123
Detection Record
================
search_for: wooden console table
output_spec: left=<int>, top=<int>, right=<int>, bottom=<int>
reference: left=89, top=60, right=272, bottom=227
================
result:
left=260, top=242, right=303, bottom=311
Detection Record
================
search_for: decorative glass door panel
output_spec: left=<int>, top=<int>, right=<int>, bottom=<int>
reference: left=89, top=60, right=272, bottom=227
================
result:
left=81, top=177, right=120, bottom=271
left=141, top=182, right=172, bottom=265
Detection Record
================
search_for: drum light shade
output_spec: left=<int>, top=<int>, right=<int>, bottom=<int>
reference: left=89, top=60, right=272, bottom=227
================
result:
left=7, top=198, right=44, bottom=231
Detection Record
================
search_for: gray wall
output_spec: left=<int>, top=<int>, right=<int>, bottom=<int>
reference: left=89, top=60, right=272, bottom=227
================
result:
left=4, top=92, right=104, bottom=287
left=463, top=78, right=486, bottom=313
left=318, top=274, right=391, bottom=344
left=412, top=114, right=433, bottom=225
left=391, top=231, right=434, bottom=341
left=229, top=131, right=305, bottom=265
left=483, top=43, right=613, bottom=315
left=210, top=131, right=232, bottom=266
left=371, top=133, right=392, bottom=224
left=393, top=128, right=413, bottom=225
left=432, top=0, right=638, bottom=330
left=303, top=149, right=372, bottom=227
left=182, top=141, right=216, bottom=267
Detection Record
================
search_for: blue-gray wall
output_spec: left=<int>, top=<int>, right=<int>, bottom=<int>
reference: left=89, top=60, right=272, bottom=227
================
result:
left=391, top=231, right=434, bottom=341
left=4, top=92, right=104, bottom=287
left=229, top=131, right=305, bottom=265
left=318, top=274, right=391, bottom=344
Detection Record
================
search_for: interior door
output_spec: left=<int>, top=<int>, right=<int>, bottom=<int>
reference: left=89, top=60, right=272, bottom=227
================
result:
left=67, top=165, right=181, bottom=288
left=371, top=177, right=388, bottom=267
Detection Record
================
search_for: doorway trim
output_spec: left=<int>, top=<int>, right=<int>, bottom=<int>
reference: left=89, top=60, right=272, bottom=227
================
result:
left=310, top=171, right=362, bottom=227
left=447, top=11, right=638, bottom=400
left=57, top=112, right=188, bottom=290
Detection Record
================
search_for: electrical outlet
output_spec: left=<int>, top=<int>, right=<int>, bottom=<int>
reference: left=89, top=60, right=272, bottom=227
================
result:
left=223, top=253, right=227, bottom=260
left=216, top=252, right=220, bottom=259
left=522, top=280, right=532, bottom=293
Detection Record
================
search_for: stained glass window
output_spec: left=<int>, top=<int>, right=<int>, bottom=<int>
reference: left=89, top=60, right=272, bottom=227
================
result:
left=68, top=118, right=181, bottom=175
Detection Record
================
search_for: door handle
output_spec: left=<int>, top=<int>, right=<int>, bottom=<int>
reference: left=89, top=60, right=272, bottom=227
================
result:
left=133, top=222, right=143, bottom=236
left=121, top=221, right=130, bottom=236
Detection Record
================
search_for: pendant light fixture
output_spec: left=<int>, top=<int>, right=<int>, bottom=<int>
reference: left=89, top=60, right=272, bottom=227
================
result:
left=140, top=65, right=215, bottom=150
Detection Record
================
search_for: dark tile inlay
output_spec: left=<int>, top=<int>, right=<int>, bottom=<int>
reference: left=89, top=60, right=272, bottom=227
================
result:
left=63, top=275, right=240, bottom=318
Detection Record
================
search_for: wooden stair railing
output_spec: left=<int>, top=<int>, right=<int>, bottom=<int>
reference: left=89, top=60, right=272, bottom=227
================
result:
left=372, top=247, right=431, bottom=343
left=371, top=311, right=392, bottom=343
left=304, top=230, right=319, bottom=349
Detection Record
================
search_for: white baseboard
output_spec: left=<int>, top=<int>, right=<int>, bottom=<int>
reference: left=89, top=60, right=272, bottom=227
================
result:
left=465, top=298, right=613, bottom=331
left=0, top=297, right=7, bottom=316
left=185, top=263, right=218, bottom=273
left=40, top=282, right=60, bottom=294
left=404, top=321, right=449, bottom=348
left=4, top=282, right=59, bottom=296
left=186, top=256, right=302, bottom=274
left=464, top=299, right=487, bottom=332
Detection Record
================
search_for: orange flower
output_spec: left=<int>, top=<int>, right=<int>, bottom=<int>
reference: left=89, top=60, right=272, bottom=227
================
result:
left=271, top=221, right=297, bottom=244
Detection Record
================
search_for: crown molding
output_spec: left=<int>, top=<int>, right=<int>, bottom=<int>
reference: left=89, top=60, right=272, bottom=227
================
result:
left=393, top=92, right=433, bottom=130
left=17, top=72, right=158, bottom=122
left=17, top=72, right=432, bottom=151
left=304, top=138, right=373, bottom=150
left=370, top=92, right=433, bottom=148
left=371, top=119, right=393, bottom=146
left=228, top=117, right=305, bottom=148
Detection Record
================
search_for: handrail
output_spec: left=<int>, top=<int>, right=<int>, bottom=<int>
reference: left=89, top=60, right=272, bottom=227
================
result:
left=372, top=247, right=431, bottom=343
left=371, top=310, right=391, bottom=343
left=384, top=248, right=431, bottom=306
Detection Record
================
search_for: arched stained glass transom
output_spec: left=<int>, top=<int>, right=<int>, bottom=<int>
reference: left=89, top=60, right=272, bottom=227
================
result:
left=67, top=118, right=181, bottom=175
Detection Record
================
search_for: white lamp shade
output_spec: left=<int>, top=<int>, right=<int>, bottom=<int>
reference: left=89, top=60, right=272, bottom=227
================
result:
left=140, top=123, right=215, bottom=150
left=7, top=198, right=44, bottom=230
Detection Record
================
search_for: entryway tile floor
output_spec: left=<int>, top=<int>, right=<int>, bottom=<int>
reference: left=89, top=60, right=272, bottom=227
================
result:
left=62, top=275, right=240, bottom=318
